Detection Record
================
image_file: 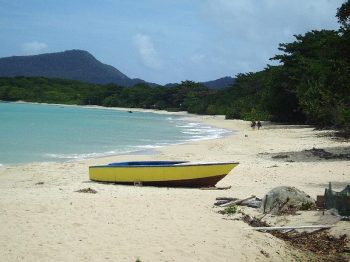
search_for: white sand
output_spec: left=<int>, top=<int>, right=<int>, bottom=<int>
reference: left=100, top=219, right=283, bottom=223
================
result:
left=0, top=113, right=349, bottom=261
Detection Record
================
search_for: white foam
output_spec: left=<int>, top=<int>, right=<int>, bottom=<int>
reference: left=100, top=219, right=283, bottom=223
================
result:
left=41, top=120, right=232, bottom=163
left=176, top=122, right=201, bottom=128
left=131, top=145, right=163, bottom=149
left=44, top=150, right=121, bottom=160
left=176, top=120, right=231, bottom=142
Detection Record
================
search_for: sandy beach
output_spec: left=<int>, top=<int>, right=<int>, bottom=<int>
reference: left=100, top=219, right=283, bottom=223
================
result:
left=0, top=112, right=349, bottom=261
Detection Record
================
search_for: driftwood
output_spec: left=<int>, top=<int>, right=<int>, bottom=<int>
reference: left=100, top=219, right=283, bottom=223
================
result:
left=216, top=197, right=237, bottom=201
left=219, top=195, right=256, bottom=207
left=201, top=186, right=231, bottom=190
left=214, top=199, right=239, bottom=206
left=250, top=225, right=333, bottom=231
left=242, top=199, right=262, bottom=208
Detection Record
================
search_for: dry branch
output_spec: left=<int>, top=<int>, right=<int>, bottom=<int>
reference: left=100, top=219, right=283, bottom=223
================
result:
left=219, top=195, right=256, bottom=207
left=249, top=225, right=333, bottom=231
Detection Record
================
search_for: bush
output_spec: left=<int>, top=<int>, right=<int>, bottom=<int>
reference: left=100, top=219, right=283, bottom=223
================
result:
left=222, top=205, right=238, bottom=215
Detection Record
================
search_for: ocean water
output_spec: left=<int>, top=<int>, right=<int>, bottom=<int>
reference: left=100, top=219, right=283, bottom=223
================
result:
left=0, top=102, right=231, bottom=165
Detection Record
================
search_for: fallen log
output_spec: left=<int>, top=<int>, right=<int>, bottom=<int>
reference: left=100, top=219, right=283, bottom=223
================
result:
left=214, top=200, right=230, bottom=206
left=214, top=199, right=239, bottom=206
left=249, top=225, right=333, bottom=231
left=216, top=197, right=237, bottom=201
left=241, top=199, right=262, bottom=208
left=219, top=195, right=256, bottom=207
left=201, top=186, right=231, bottom=190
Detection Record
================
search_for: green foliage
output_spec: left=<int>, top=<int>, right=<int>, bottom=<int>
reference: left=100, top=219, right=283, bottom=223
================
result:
left=0, top=77, right=212, bottom=114
left=216, top=72, right=273, bottom=121
left=272, top=29, right=350, bottom=130
left=222, top=205, right=238, bottom=215
left=337, top=0, right=350, bottom=29
left=300, top=202, right=315, bottom=211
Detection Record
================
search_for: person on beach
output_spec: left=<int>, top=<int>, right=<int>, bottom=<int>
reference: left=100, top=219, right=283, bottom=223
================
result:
left=251, top=120, right=256, bottom=130
left=257, top=121, right=262, bottom=130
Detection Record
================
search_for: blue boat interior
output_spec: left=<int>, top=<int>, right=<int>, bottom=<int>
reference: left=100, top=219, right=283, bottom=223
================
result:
left=107, top=161, right=188, bottom=167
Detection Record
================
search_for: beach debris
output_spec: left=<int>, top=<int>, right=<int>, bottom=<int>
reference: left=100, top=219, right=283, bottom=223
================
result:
left=267, top=147, right=350, bottom=163
left=201, top=186, right=231, bottom=190
left=274, top=229, right=348, bottom=257
left=260, top=250, right=270, bottom=258
left=242, top=197, right=262, bottom=208
left=241, top=214, right=349, bottom=257
left=215, top=195, right=258, bottom=207
left=75, top=187, right=97, bottom=194
left=260, top=186, right=316, bottom=215
left=316, top=182, right=350, bottom=216
left=216, top=197, right=238, bottom=201
left=279, top=230, right=348, bottom=256
left=214, top=197, right=239, bottom=206
left=272, top=154, right=289, bottom=159
left=249, top=225, right=334, bottom=231
left=306, top=147, right=350, bottom=160
left=242, top=214, right=269, bottom=227
left=35, top=181, right=44, bottom=185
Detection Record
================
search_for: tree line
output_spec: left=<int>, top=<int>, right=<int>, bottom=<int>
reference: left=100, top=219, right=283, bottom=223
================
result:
left=0, top=1, right=349, bottom=132
left=0, top=77, right=215, bottom=113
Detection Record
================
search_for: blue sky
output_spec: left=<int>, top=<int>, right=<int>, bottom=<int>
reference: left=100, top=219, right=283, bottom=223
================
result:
left=0, top=0, right=344, bottom=84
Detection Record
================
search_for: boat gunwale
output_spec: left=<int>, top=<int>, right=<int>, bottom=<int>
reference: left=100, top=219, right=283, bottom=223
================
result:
left=89, top=161, right=239, bottom=169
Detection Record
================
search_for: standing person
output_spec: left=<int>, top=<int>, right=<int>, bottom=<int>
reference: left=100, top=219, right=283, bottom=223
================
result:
left=257, top=121, right=262, bottom=130
left=251, top=120, right=256, bottom=130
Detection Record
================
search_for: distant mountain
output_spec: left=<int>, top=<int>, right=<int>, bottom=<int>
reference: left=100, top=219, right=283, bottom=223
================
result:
left=0, top=50, right=147, bottom=87
left=164, top=76, right=236, bottom=89
left=201, top=76, right=235, bottom=89
left=0, top=50, right=235, bottom=88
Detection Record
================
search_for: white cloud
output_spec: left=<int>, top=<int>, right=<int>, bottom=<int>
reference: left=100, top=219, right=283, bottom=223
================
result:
left=133, top=33, right=163, bottom=70
left=200, top=0, right=343, bottom=75
left=21, top=41, right=48, bottom=55
left=205, top=0, right=343, bottom=42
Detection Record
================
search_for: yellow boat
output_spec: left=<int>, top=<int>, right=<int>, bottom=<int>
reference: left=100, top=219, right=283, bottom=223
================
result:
left=89, top=161, right=238, bottom=187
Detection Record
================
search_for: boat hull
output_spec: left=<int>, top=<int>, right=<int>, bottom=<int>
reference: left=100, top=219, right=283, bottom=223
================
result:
left=89, top=161, right=238, bottom=187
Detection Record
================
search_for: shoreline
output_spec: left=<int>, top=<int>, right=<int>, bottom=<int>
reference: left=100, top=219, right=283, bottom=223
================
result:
left=1, top=105, right=349, bottom=261
left=1, top=101, right=232, bottom=167
left=9, top=100, right=192, bottom=115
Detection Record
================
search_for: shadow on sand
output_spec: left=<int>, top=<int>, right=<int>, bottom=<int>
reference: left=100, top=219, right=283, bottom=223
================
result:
left=260, top=146, right=350, bottom=162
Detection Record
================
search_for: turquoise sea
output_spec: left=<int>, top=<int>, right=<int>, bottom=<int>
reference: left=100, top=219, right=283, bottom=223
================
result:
left=0, top=102, right=230, bottom=165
